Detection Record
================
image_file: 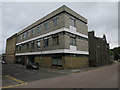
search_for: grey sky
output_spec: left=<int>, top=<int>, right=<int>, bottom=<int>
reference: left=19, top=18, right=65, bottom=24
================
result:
left=1, top=2, right=118, bottom=54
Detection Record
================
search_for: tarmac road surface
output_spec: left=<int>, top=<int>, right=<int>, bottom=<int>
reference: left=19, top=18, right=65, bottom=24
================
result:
left=16, top=62, right=118, bottom=88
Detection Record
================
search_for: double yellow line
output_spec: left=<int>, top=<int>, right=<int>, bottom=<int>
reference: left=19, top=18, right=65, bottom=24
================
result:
left=2, top=75, right=27, bottom=88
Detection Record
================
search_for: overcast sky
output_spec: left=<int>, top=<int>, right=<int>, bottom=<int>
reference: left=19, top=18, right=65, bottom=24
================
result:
left=1, top=2, right=118, bottom=54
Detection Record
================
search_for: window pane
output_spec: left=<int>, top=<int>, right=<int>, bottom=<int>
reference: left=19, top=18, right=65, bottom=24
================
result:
left=38, top=25, right=41, bottom=32
left=26, top=44, right=29, bottom=49
left=70, top=36, right=76, bottom=46
left=53, top=18, right=59, bottom=26
left=37, top=41, right=41, bottom=48
left=70, top=18, right=75, bottom=27
left=44, top=39, right=49, bottom=47
left=32, top=29, right=34, bottom=35
left=31, top=41, right=34, bottom=49
left=44, top=22, right=49, bottom=30
left=53, top=36, right=59, bottom=46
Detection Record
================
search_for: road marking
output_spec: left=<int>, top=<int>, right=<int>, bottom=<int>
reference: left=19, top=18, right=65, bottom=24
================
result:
left=1, top=75, right=27, bottom=88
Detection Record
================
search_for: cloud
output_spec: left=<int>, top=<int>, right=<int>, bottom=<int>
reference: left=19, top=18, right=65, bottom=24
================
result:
left=1, top=2, right=118, bottom=54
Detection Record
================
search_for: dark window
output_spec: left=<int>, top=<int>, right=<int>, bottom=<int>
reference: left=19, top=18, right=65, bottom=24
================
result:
left=31, top=29, right=35, bottom=36
left=38, top=25, right=41, bottom=33
left=27, top=30, right=30, bottom=37
left=21, top=44, right=24, bottom=50
left=53, top=36, right=59, bottom=45
left=31, top=41, right=34, bottom=49
left=52, top=56, right=62, bottom=66
left=18, top=45, right=21, bottom=51
left=70, top=36, right=76, bottom=46
left=22, top=34, right=24, bottom=39
left=44, top=22, right=49, bottom=30
left=26, top=43, right=29, bottom=49
left=44, top=39, right=49, bottom=47
left=37, top=40, right=41, bottom=49
left=53, top=17, right=59, bottom=26
left=24, top=33, right=26, bottom=39
left=70, top=18, right=75, bottom=27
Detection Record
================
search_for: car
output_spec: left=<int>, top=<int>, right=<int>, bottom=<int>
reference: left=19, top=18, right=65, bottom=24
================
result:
left=2, top=60, right=7, bottom=64
left=26, top=63, right=39, bottom=70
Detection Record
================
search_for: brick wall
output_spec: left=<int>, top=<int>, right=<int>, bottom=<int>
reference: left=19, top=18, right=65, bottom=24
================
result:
left=35, top=56, right=52, bottom=68
left=5, top=34, right=17, bottom=63
left=64, top=56, right=89, bottom=69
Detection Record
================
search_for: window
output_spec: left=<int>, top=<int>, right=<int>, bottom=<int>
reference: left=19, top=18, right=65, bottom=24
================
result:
left=53, top=36, right=59, bottom=45
left=44, top=21, right=49, bottom=30
left=24, top=33, right=26, bottom=39
left=27, top=30, right=30, bottom=37
left=70, top=18, right=75, bottom=27
left=70, top=36, right=76, bottom=46
left=37, top=40, right=41, bottom=49
left=52, top=56, right=62, bottom=66
left=22, top=34, right=24, bottom=39
left=18, top=45, right=21, bottom=51
left=31, top=29, right=35, bottom=36
left=44, top=39, right=49, bottom=47
left=31, top=41, right=34, bottom=49
left=37, top=25, right=41, bottom=33
left=21, top=44, right=24, bottom=50
left=19, top=35, right=22, bottom=40
left=53, top=17, right=59, bottom=26
left=26, top=43, right=29, bottom=49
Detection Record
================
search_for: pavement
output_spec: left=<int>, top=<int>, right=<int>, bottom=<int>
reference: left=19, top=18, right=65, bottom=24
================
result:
left=1, top=61, right=119, bottom=88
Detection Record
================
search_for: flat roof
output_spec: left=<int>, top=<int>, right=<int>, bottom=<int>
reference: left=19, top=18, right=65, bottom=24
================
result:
left=17, top=5, right=87, bottom=35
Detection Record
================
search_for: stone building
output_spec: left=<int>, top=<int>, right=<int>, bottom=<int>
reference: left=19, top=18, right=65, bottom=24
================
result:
left=5, top=33, right=17, bottom=63
left=5, top=5, right=89, bottom=69
left=88, top=31, right=110, bottom=67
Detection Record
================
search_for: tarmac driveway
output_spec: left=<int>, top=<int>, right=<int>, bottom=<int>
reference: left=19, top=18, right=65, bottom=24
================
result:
left=2, top=64, right=68, bottom=87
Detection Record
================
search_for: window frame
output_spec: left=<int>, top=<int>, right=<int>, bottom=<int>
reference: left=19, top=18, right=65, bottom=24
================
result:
left=37, top=40, right=41, bottom=49
left=53, top=17, right=59, bottom=26
left=44, top=21, right=49, bottom=30
left=44, top=39, right=49, bottom=47
left=69, top=18, right=75, bottom=27
left=70, top=36, right=76, bottom=46
left=37, top=25, right=41, bottom=33
left=53, top=36, right=59, bottom=46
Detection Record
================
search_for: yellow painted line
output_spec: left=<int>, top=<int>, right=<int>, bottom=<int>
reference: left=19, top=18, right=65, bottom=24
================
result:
left=1, top=75, right=27, bottom=88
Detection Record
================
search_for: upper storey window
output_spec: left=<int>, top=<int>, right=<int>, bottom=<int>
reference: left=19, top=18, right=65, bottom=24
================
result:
left=44, top=21, right=49, bottom=30
left=37, top=25, right=41, bottom=33
left=44, top=39, right=49, bottom=47
left=53, top=36, right=59, bottom=46
left=53, top=17, right=59, bottom=26
left=70, top=36, right=76, bottom=46
left=37, top=40, right=41, bottom=49
left=31, top=28, right=35, bottom=36
left=24, top=33, right=26, bottom=39
left=70, top=18, right=75, bottom=27
left=18, top=35, right=22, bottom=40
left=27, top=30, right=30, bottom=37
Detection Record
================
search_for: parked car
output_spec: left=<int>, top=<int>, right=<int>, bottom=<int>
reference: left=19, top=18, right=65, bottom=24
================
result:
left=26, top=63, right=39, bottom=70
left=2, top=60, right=7, bottom=64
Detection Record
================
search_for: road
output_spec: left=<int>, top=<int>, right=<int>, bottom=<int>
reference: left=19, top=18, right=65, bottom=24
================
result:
left=16, top=62, right=118, bottom=88
left=2, top=63, right=68, bottom=87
